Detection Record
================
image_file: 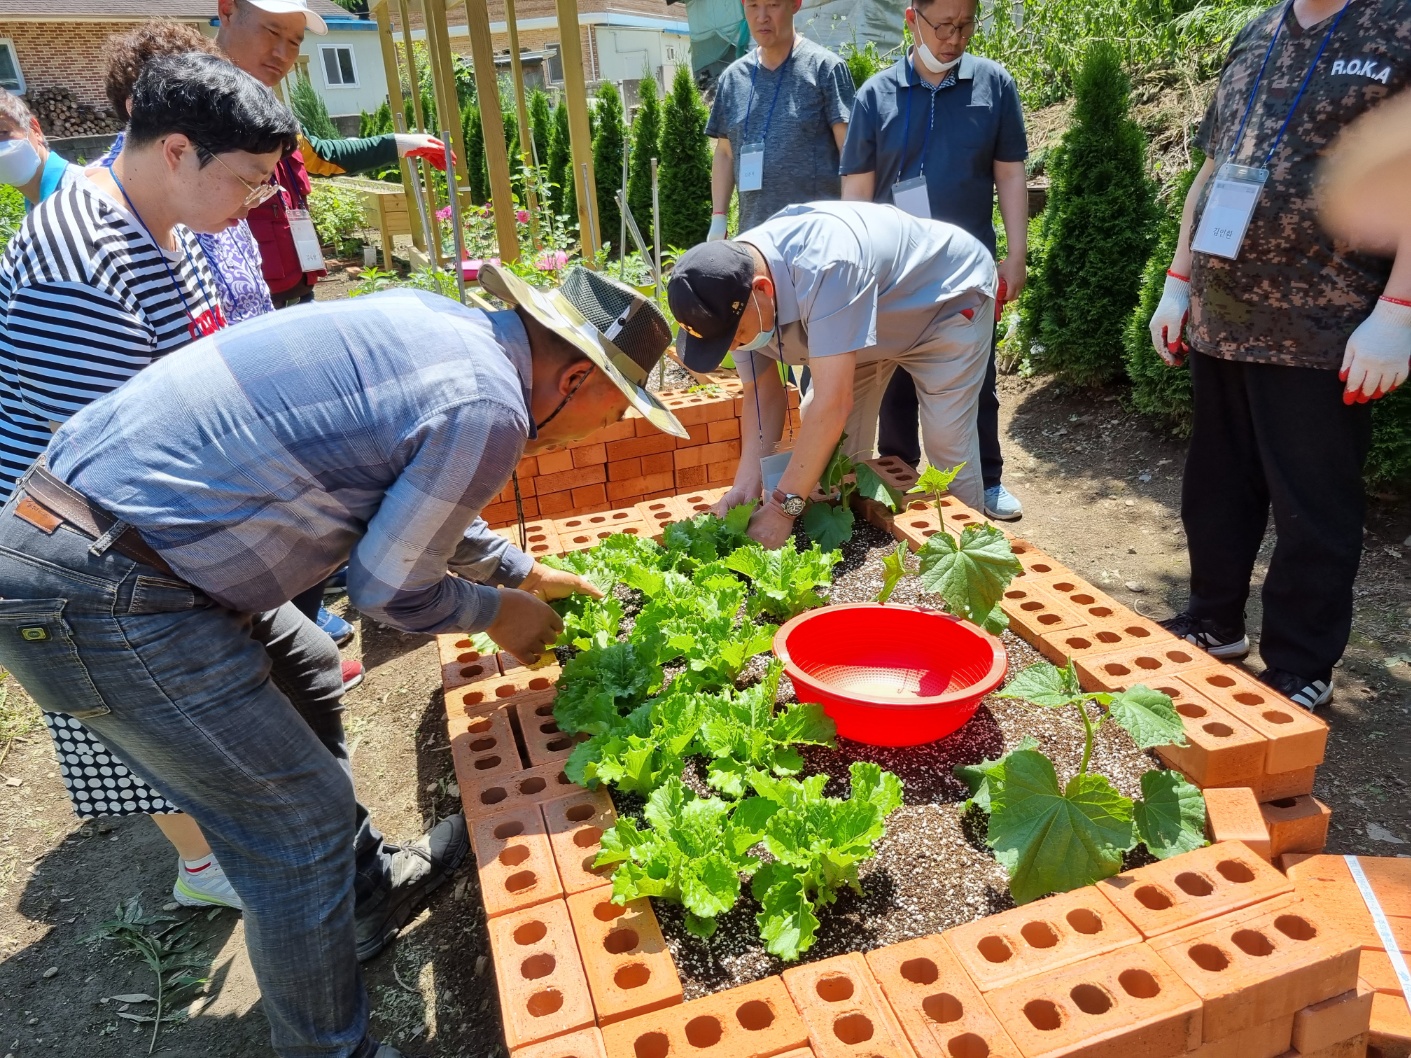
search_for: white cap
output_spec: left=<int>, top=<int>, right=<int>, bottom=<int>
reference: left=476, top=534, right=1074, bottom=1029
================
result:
left=243, top=0, right=329, bottom=35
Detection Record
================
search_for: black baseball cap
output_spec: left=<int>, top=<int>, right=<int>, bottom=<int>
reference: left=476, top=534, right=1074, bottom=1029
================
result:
left=667, top=240, right=756, bottom=373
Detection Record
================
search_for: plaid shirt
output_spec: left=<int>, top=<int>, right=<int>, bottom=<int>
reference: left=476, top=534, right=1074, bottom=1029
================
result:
left=47, top=290, right=535, bottom=634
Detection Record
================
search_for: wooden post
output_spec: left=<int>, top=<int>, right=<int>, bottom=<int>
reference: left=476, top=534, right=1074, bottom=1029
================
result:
left=422, top=0, right=473, bottom=209
left=397, top=0, right=442, bottom=265
left=459, top=0, right=519, bottom=262
left=504, top=0, right=539, bottom=247
left=554, top=0, right=599, bottom=257
left=373, top=0, right=426, bottom=251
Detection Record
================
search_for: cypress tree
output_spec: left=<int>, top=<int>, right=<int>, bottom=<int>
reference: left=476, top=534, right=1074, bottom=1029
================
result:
left=658, top=64, right=713, bottom=250
left=1022, top=42, right=1158, bottom=387
left=528, top=88, right=552, bottom=175
left=549, top=101, right=575, bottom=224
left=627, top=74, right=662, bottom=252
left=593, top=81, right=626, bottom=257
left=1123, top=156, right=1203, bottom=432
left=462, top=103, right=487, bottom=205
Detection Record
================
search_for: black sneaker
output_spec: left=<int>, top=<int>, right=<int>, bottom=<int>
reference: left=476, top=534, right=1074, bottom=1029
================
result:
left=355, top=813, right=469, bottom=962
left=1259, top=667, right=1333, bottom=711
left=1159, top=611, right=1250, bottom=660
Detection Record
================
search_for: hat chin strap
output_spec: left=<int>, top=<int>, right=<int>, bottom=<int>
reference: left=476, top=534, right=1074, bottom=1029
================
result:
left=535, top=364, right=596, bottom=432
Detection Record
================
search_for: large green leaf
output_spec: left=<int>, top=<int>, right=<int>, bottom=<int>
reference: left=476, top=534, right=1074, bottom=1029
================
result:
left=1134, top=769, right=1207, bottom=860
left=988, top=750, right=1134, bottom=904
left=1106, top=685, right=1188, bottom=749
left=802, top=501, right=854, bottom=552
left=754, top=868, right=819, bottom=962
left=876, top=542, right=908, bottom=605
left=953, top=735, right=1039, bottom=812
left=854, top=463, right=902, bottom=512
left=909, top=464, right=963, bottom=497
left=916, top=523, right=1021, bottom=626
left=996, top=660, right=1085, bottom=708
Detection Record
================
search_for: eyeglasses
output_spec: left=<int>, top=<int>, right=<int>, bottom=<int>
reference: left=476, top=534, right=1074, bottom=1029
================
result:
left=911, top=5, right=976, bottom=40
left=197, top=144, right=279, bottom=208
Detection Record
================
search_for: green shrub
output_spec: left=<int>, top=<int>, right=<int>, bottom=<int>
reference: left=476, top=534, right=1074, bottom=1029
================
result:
left=593, top=81, right=626, bottom=256
left=842, top=41, right=887, bottom=89
left=0, top=183, right=25, bottom=243
left=307, top=181, right=365, bottom=252
left=627, top=75, right=662, bottom=252
left=1123, top=155, right=1203, bottom=432
left=1022, top=42, right=1158, bottom=388
left=549, top=100, right=574, bottom=224
left=528, top=88, right=552, bottom=172
left=1368, top=389, right=1411, bottom=490
left=359, top=100, right=393, bottom=138
left=462, top=103, right=487, bottom=205
left=289, top=74, right=340, bottom=141
left=658, top=64, right=713, bottom=251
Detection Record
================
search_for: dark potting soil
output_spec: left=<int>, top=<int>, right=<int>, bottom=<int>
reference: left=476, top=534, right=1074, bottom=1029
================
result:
left=651, top=521, right=1164, bottom=998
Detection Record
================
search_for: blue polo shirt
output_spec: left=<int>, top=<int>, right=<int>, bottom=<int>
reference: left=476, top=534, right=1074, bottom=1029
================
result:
left=839, top=52, right=1027, bottom=257
left=26, top=149, right=79, bottom=208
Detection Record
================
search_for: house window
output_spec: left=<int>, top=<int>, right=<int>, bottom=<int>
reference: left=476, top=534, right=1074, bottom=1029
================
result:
left=0, top=41, right=24, bottom=94
left=320, top=45, right=358, bottom=88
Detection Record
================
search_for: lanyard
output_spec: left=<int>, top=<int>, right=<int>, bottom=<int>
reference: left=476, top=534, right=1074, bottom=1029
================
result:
left=272, top=156, right=306, bottom=212
left=105, top=162, right=226, bottom=339
left=1228, top=0, right=1351, bottom=167
left=901, top=59, right=945, bottom=180
left=743, top=45, right=796, bottom=143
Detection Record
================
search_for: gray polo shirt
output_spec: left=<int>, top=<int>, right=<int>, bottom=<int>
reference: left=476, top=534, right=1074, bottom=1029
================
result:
left=731, top=201, right=997, bottom=381
left=707, top=36, right=855, bottom=232
left=839, top=52, right=1027, bottom=257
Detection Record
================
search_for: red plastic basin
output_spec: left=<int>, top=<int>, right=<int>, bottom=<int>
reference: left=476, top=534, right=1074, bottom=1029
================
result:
left=773, top=603, right=1008, bottom=747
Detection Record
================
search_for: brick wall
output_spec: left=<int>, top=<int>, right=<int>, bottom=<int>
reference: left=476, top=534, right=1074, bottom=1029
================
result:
left=0, top=20, right=195, bottom=108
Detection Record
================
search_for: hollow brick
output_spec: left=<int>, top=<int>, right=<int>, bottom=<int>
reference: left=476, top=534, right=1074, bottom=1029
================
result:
left=516, top=697, right=587, bottom=768
left=452, top=667, right=561, bottom=717
left=438, top=635, right=504, bottom=691
left=599, top=974, right=808, bottom=1058
left=1260, top=795, right=1332, bottom=859
left=1293, top=981, right=1376, bottom=1054
left=473, top=804, right=564, bottom=918
left=1152, top=684, right=1269, bottom=790
left=1067, top=638, right=1206, bottom=686
left=781, top=952, right=916, bottom=1058
left=1187, top=1012, right=1293, bottom=1058
left=487, top=899, right=596, bottom=1050
left=566, top=889, right=683, bottom=1025
left=1175, top=666, right=1327, bottom=773
left=450, top=707, right=524, bottom=786
left=510, top=1026, right=607, bottom=1057
left=462, top=760, right=580, bottom=817
left=1203, top=787, right=1272, bottom=861
left=1370, top=991, right=1411, bottom=1056
left=540, top=788, right=617, bottom=896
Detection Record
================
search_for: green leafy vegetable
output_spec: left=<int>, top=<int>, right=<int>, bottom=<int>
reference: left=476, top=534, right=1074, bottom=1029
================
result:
left=916, top=523, right=1022, bottom=631
left=554, top=641, right=654, bottom=735
left=954, top=735, right=1039, bottom=812
left=724, top=542, right=839, bottom=621
left=660, top=503, right=755, bottom=570
left=909, top=464, right=963, bottom=499
left=854, top=462, right=903, bottom=512
left=875, top=542, right=908, bottom=605
left=1133, top=769, right=1207, bottom=860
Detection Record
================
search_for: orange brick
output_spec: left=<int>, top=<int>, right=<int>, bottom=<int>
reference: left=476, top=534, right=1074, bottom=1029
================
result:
left=438, top=634, right=503, bottom=691
left=449, top=707, right=523, bottom=785
left=706, top=459, right=739, bottom=484
left=1152, top=896, right=1361, bottom=1040
left=1359, top=951, right=1405, bottom=995
left=860, top=456, right=921, bottom=497
left=636, top=497, right=688, bottom=531
left=606, top=433, right=677, bottom=461
left=1260, top=795, right=1331, bottom=859
left=674, top=444, right=709, bottom=470
left=517, top=455, right=540, bottom=477
left=1152, top=681, right=1269, bottom=789
left=473, top=805, right=564, bottom=918
left=1288, top=857, right=1411, bottom=919
left=708, top=417, right=741, bottom=442
left=492, top=520, right=564, bottom=560
left=1098, top=841, right=1293, bottom=939
left=448, top=665, right=561, bottom=716
left=556, top=509, right=647, bottom=549
left=661, top=390, right=730, bottom=427
left=566, top=889, right=683, bottom=1025
left=607, top=473, right=675, bottom=502
left=781, top=952, right=915, bottom=1058
left=943, top=885, right=1142, bottom=992
left=1252, top=766, right=1318, bottom=802
left=641, top=451, right=673, bottom=475
left=571, top=483, right=609, bottom=510
left=1007, top=539, right=1078, bottom=584
left=1294, top=981, right=1376, bottom=1053
left=541, top=788, right=616, bottom=896
left=1370, top=991, right=1411, bottom=1055
left=674, top=487, right=730, bottom=516
left=510, top=1026, right=607, bottom=1057
left=537, top=449, right=576, bottom=475
left=863, top=934, right=1022, bottom=1058
left=462, top=761, right=580, bottom=817
left=573, top=443, right=608, bottom=467
left=1203, top=787, right=1272, bottom=861
left=999, top=584, right=1088, bottom=642
left=586, top=418, right=640, bottom=444
left=515, top=697, right=586, bottom=768
left=538, top=490, right=575, bottom=516
left=600, top=975, right=808, bottom=1058
left=677, top=465, right=708, bottom=489
left=1188, top=1013, right=1293, bottom=1058
left=484, top=499, right=539, bottom=525
left=607, top=457, right=644, bottom=481
left=1288, top=860, right=1411, bottom=953
left=1281, top=1034, right=1371, bottom=1058
left=1066, top=638, right=1205, bottom=687
left=487, top=899, right=596, bottom=1049
left=1175, top=666, right=1328, bottom=773
left=983, top=943, right=1203, bottom=1058
left=536, top=465, right=608, bottom=496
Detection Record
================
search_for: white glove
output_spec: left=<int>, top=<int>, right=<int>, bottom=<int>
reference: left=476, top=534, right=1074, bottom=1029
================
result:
left=708, top=213, right=728, bottom=241
left=393, top=133, right=453, bottom=171
left=1341, top=297, right=1411, bottom=403
left=1148, top=272, right=1192, bottom=366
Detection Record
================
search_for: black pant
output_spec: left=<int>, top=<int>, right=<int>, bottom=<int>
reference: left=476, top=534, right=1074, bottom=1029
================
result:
left=1183, top=352, right=1371, bottom=682
left=878, top=325, right=1004, bottom=489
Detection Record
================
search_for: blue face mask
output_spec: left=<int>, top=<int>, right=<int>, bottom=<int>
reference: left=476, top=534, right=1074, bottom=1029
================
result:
left=735, top=291, right=774, bottom=352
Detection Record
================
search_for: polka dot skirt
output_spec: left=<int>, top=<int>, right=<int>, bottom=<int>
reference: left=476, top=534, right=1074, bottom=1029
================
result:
left=42, top=712, right=178, bottom=818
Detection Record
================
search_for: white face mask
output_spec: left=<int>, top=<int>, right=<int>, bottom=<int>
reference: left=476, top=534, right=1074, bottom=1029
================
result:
left=736, top=290, right=775, bottom=352
left=914, top=34, right=962, bottom=75
left=0, top=137, right=40, bottom=188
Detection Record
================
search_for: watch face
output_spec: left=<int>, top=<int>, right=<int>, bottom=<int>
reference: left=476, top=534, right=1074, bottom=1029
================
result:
left=783, top=495, right=807, bottom=517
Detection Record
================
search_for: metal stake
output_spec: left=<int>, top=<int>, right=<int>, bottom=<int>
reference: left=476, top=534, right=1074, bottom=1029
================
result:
left=581, top=161, right=598, bottom=264
left=395, top=112, right=434, bottom=267
left=443, top=127, right=468, bottom=304
left=651, top=156, right=665, bottom=385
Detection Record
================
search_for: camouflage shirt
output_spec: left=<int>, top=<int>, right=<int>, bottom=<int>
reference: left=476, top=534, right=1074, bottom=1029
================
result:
left=1191, top=0, right=1411, bottom=369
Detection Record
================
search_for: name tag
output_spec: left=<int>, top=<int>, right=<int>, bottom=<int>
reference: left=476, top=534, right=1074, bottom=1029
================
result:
left=760, top=449, right=793, bottom=495
left=286, top=208, right=327, bottom=273
left=892, top=176, right=931, bottom=220
left=739, top=142, right=765, bottom=192
left=1191, top=163, right=1269, bottom=261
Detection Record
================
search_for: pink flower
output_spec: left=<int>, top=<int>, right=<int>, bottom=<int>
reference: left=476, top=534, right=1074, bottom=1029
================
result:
left=516, top=210, right=530, bottom=224
left=535, top=249, right=569, bottom=272
left=435, top=205, right=453, bottom=221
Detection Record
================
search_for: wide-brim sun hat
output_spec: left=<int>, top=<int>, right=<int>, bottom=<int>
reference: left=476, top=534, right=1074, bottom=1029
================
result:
left=479, top=263, right=688, bottom=439
left=244, top=0, right=328, bottom=35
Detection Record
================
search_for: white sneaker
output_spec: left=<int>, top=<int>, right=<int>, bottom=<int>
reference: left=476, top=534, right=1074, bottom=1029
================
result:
left=172, top=855, right=244, bottom=911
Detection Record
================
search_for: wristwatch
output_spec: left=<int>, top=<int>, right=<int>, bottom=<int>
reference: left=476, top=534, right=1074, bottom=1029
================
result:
left=772, top=488, right=807, bottom=518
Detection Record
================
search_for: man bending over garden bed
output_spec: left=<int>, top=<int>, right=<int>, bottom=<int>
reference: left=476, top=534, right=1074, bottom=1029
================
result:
left=668, top=200, right=997, bottom=548
left=0, top=269, right=682, bottom=1058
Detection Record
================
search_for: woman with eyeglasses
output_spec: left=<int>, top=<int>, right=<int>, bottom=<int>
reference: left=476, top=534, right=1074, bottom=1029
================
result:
left=0, top=90, right=80, bottom=210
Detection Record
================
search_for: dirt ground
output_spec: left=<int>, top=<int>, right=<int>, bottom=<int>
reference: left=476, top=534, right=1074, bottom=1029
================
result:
left=1, top=371, right=1407, bottom=1058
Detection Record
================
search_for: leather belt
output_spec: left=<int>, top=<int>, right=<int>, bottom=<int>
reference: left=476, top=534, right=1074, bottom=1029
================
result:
left=16, top=461, right=178, bottom=577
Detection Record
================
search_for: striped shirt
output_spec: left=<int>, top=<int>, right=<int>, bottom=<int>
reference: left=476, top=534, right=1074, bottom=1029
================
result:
left=0, top=175, right=220, bottom=496
left=48, top=291, right=536, bottom=634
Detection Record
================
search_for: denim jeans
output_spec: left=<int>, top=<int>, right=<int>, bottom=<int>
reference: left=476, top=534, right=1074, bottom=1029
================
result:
left=0, top=493, right=390, bottom=1058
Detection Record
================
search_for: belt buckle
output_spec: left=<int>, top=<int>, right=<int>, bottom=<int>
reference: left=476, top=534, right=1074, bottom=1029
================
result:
left=15, top=495, right=62, bottom=534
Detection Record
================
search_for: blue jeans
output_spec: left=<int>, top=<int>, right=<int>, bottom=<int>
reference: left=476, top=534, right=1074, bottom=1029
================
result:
left=0, top=494, right=389, bottom=1058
